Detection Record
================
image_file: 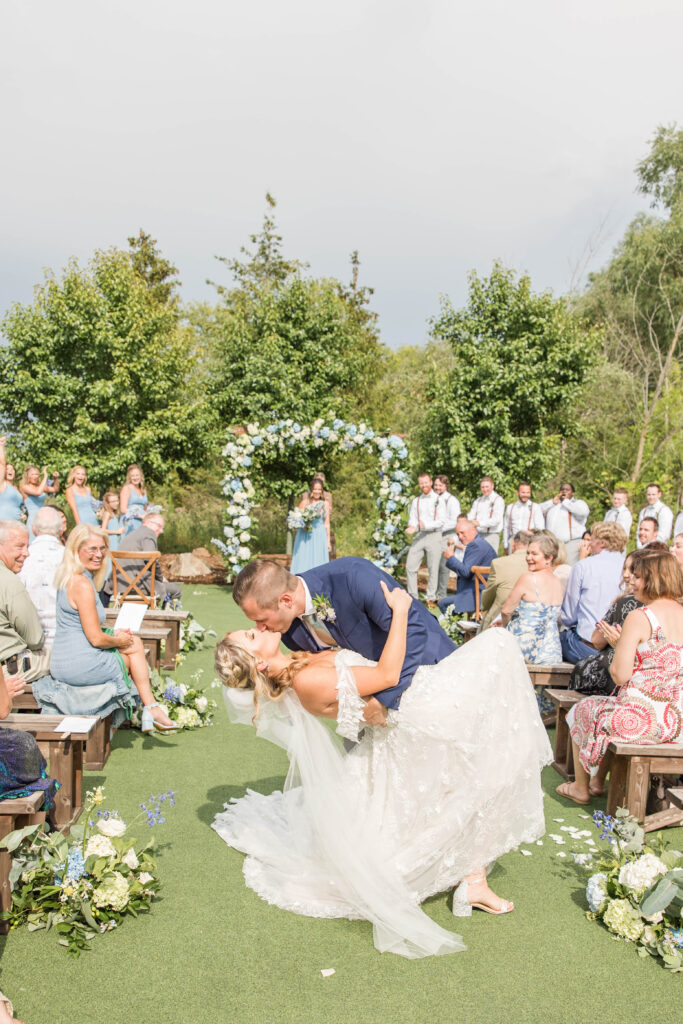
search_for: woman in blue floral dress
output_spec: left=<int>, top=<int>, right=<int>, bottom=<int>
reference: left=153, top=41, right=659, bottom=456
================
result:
left=290, top=478, right=331, bottom=574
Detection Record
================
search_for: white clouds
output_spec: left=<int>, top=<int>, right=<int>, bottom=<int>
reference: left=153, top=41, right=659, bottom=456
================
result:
left=1, top=0, right=681, bottom=345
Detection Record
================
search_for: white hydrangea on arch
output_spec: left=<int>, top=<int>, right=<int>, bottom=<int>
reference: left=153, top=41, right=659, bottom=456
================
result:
left=212, top=417, right=411, bottom=577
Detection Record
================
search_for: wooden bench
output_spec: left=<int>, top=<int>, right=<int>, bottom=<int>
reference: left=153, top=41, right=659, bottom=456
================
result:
left=11, top=687, right=111, bottom=771
left=607, top=741, right=683, bottom=832
left=0, top=714, right=97, bottom=830
left=546, top=688, right=583, bottom=780
left=11, top=685, right=39, bottom=712
left=526, top=662, right=574, bottom=690
left=106, top=608, right=187, bottom=669
left=0, top=790, right=46, bottom=934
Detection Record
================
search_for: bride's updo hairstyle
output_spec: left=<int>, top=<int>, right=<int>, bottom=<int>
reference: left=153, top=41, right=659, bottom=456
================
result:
left=214, top=634, right=312, bottom=715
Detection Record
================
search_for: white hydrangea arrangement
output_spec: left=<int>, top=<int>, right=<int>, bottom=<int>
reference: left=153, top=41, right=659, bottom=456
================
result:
left=581, top=809, right=683, bottom=970
left=212, top=418, right=411, bottom=575
left=130, top=669, right=216, bottom=730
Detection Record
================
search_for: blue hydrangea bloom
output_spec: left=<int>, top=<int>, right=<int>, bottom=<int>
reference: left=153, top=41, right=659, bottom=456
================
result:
left=380, top=449, right=392, bottom=461
left=397, top=448, right=408, bottom=459
left=392, top=470, right=405, bottom=481
left=670, top=928, right=683, bottom=948
left=251, top=436, right=263, bottom=446
left=320, top=427, right=330, bottom=439
left=267, top=424, right=279, bottom=433
left=333, top=419, right=345, bottom=430
left=163, top=684, right=183, bottom=703
left=384, top=523, right=396, bottom=537
left=346, top=424, right=358, bottom=436
left=386, top=500, right=397, bottom=512
left=292, top=422, right=302, bottom=433
left=388, top=435, right=403, bottom=449
left=242, top=456, right=252, bottom=467
left=230, top=479, right=243, bottom=492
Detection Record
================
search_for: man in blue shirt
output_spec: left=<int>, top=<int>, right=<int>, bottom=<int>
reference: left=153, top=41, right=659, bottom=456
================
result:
left=559, top=521, right=627, bottom=663
left=437, top=515, right=497, bottom=615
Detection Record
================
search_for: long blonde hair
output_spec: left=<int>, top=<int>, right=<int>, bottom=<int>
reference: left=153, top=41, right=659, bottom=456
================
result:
left=125, top=463, right=145, bottom=489
left=66, top=465, right=88, bottom=487
left=54, top=524, right=110, bottom=591
left=21, top=464, right=40, bottom=486
left=214, top=634, right=312, bottom=717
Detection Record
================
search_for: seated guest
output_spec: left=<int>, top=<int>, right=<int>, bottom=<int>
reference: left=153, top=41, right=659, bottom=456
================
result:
left=44, top=502, right=68, bottom=544
left=0, top=663, right=60, bottom=815
left=0, top=520, right=50, bottom=683
left=64, top=465, right=99, bottom=526
left=105, top=513, right=181, bottom=605
left=18, top=507, right=65, bottom=648
left=637, top=515, right=659, bottom=549
left=559, top=551, right=683, bottom=805
left=553, top=540, right=572, bottom=596
left=672, top=533, right=683, bottom=567
left=559, top=522, right=627, bottom=664
left=480, top=530, right=533, bottom=631
left=500, top=534, right=564, bottom=663
left=636, top=483, right=673, bottom=547
left=33, top=525, right=175, bottom=731
left=19, top=464, right=60, bottom=536
left=0, top=437, right=23, bottom=522
left=437, top=515, right=497, bottom=615
left=570, top=549, right=647, bottom=696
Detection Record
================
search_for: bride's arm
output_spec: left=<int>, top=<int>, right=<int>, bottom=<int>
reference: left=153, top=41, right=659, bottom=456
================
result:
left=293, top=583, right=411, bottom=717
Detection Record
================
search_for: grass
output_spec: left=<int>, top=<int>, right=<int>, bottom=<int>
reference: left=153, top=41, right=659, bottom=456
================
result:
left=1, top=585, right=681, bottom=1023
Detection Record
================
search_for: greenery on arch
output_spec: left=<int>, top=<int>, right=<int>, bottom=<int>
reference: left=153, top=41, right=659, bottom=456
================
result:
left=212, top=418, right=412, bottom=575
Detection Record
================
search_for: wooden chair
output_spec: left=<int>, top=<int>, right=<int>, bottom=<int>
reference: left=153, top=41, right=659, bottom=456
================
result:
left=110, top=550, right=161, bottom=608
left=472, top=566, right=491, bottom=622
left=0, top=791, right=45, bottom=934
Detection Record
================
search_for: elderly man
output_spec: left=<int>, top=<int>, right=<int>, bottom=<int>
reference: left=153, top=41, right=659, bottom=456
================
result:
left=468, top=476, right=505, bottom=552
left=503, top=483, right=544, bottom=554
left=19, top=506, right=65, bottom=647
left=540, top=482, right=590, bottom=565
left=0, top=519, right=50, bottom=686
left=559, top=521, right=627, bottom=664
left=108, top=512, right=181, bottom=604
left=437, top=515, right=498, bottom=615
left=480, top=530, right=533, bottom=631
left=636, top=484, right=673, bottom=547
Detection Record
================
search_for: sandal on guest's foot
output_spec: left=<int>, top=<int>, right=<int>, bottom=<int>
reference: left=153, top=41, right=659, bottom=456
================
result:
left=141, top=702, right=179, bottom=733
left=452, top=874, right=514, bottom=917
left=556, top=781, right=591, bottom=805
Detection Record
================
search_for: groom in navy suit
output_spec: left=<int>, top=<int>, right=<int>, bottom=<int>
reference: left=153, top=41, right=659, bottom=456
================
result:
left=232, top=556, right=456, bottom=721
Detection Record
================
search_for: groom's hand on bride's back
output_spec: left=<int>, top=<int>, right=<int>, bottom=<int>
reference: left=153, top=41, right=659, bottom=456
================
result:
left=362, top=697, right=388, bottom=726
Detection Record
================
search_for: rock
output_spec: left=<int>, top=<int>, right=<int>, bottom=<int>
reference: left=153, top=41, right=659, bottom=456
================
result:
left=192, top=547, right=211, bottom=560
left=168, top=552, right=212, bottom=577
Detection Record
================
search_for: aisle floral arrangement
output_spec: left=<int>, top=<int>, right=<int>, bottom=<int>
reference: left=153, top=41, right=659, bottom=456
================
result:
left=178, top=613, right=216, bottom=657
left=212, top=418, right=410, bottom=576
left=130, top=669, right=217, bottom=730
left=436, top=605, right=465, bottom=645
left=0, top=787, right=174, bottom=955
left=581, top=808, right=683, bottom=971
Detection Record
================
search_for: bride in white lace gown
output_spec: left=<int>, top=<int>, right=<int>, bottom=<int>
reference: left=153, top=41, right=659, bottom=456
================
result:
left=212, top=585, right=552, bottom=958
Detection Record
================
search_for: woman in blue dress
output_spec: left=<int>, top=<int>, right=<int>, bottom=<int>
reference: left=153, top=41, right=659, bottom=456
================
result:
left=290, top=477, right=331, bottom=574
left=19, top=464, right=60, bottom=536
left=100, top=490, right=124, bottom=582
left=33, top=524, right=176, bottom=733
left=0, top=437, right=23, bottom=522
left=120, top=463, right=149, bottom=536
left=65, top=465, right=100, bottom=526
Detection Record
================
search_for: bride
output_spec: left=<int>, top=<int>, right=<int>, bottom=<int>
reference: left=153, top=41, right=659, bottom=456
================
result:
left=212, top=584, right=552, bottom=958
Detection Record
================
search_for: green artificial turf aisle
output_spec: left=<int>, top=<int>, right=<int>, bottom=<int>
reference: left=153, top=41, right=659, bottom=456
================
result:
left=1, top=584, right=680, bottom=1023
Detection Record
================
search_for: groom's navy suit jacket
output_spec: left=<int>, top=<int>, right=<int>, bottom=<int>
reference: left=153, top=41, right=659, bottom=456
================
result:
left=281, top=557, right=456, bottom=709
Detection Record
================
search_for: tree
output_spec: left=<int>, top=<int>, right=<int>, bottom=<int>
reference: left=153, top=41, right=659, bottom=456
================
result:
left=418, top=263, right=598, bottom=497
left=0, top=246, right=215, bottom=489
left=127, top=229, right=181, bottom=307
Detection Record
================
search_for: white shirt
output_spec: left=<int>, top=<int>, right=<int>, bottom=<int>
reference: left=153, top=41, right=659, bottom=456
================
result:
left=437, top=491, right=461, bottom=534
left=468, top=492, right=504, bottom=535
left=503, top=500, right=544, bottom=550
left=637, top=500, right=673, bottom=547
left=407, top=490, right=443, bottom=532
left=19, top=534, right=65, bottom=645
left=540, top=497, right=590, bottom=542
left=674, top=512, right=683, bottom=539
left=604, top=506, right=633, bottom=537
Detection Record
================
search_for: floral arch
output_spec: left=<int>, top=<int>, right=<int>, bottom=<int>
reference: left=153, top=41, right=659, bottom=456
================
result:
left=212, top=418, right=411, bottom=576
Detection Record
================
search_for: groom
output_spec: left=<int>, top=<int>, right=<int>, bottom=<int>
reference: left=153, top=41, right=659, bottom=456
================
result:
left=232, top=556, right=456, bottom=723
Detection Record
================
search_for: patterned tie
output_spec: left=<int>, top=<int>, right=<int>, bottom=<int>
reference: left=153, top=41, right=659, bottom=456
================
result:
left=302, top=614, right=338, bottom=649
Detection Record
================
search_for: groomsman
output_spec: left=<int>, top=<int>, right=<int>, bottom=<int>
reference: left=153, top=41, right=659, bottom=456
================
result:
left=603, top=488, right=633, bottom=538
left=540, top=482, right=590, bottom=565
left=502, top=482, right=544, bottom=554
left=405, top=473, right=444, bottom=606
left=468, top=476, right=504, bottom=552
left=636, top=484, right=673, bottom=548
left=433, top=475, right=461, bottom=602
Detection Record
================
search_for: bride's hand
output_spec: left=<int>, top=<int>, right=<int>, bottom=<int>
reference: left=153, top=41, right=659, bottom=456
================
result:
left=362, top=697, right=388, bottom=726
left=380, top=581, right=412, bottom=615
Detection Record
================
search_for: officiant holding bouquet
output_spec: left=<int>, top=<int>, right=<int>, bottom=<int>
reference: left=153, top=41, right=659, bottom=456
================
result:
left=288, top=477, right=331, bottom=573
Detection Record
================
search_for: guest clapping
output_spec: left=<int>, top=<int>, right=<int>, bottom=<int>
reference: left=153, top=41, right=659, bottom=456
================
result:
left=33, top=525, right=176, bottom=731
left=559, top=522, right=627, bottom=664
left=0, top=437, right=23, bottom=522
left=19, top=464, right=60, bottom=535
left=65, top=465, right=99, bottom=526
left=120, top=464, right=149, bottom=536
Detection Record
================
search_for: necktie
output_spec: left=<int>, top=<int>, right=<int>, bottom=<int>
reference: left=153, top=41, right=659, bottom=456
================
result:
left=303, top=614, right=338, bottom=649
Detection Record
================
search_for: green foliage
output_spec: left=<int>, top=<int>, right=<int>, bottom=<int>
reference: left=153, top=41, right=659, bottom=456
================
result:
left=127, top=229, right=181, bottom=307
left=418, top=262, right=598, bottom=497
left=0, top=246, right=216, bottom=489
left=637, top=122, right=683, bottom=212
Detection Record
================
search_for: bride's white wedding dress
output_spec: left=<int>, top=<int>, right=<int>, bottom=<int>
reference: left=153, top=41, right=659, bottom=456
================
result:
left=212, top=629, right=552, bottom=958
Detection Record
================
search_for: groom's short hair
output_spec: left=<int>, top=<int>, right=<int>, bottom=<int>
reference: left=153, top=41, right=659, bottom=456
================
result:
left=233, top=559, right=298, bottom=610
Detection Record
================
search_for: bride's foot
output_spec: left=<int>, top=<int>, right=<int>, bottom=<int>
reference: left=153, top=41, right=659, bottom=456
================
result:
left=452, top=874, right=514, bottom=917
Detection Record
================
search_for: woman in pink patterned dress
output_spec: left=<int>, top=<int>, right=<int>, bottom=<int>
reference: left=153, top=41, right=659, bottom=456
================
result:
left=556, top=549, right=683, bottom=805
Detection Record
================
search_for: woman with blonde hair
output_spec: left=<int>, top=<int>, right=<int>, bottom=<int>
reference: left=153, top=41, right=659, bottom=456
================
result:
left=64, top=465, right=99, bottom=526
left=19, top=463, right=60, bottom=535
left=32, top=524, right=175, bottom=732
left=120, top=464, right=148, bottom=536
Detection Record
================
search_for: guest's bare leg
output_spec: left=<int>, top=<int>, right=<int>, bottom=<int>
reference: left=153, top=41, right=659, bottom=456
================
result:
left=120, top=637, right=173, bottom=728
left=590, top=750, right=612, bottom=796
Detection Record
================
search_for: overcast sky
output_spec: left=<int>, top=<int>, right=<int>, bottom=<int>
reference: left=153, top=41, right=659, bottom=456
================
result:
left=1, top=0, right=681, bottom=348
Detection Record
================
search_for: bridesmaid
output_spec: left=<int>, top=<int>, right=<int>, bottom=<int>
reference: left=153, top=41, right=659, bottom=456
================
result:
left=19, top=464, right=60, bottom=536
left=65, top=465, right=100, bottom=526
left=120, top=464, right=149, bottom=536
left=290, top=477, right=331, bottom=573
left=0, top=437, right=23, bottom=522
left=100, top=490, right=124, bottom=580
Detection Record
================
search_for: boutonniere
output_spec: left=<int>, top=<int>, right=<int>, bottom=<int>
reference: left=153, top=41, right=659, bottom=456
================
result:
left=312, top=594, right=336, bottom=623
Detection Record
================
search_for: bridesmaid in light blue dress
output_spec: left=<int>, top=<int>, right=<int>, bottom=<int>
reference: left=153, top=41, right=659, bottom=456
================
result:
left=120, top=463, right=148, bottom=536
left=290, top=478, right=330, bottom=574
left=65, top=465, right=100, bottom=526
left=0, top=438, right=23, bottom=521
left=101, top=490, right=124, bottom=582
left=19, top=464, right=60, bottom=536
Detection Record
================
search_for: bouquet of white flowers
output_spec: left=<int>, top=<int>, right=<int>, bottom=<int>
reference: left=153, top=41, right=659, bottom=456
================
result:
left=436, top=605, right=465, bottom=645
left=178, top=613, right=216, bottom=658
left=580, top=808, right=683, bottom=970
left=0, top=787, right=174, bottom=955
left=286, top=500, right=325, bottom=532
left=130, top=669, right=217, bottom=730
